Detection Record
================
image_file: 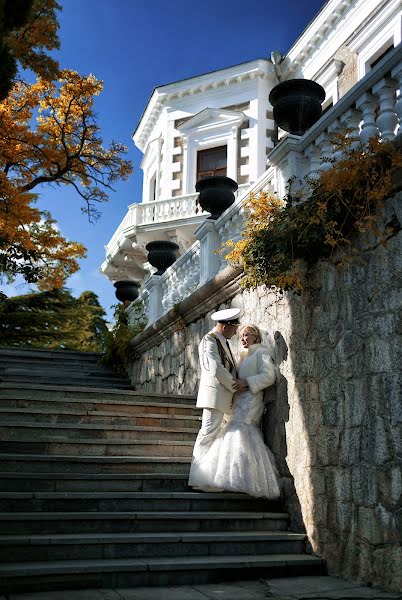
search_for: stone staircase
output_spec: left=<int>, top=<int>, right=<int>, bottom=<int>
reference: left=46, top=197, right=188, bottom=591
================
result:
left=0, top=347, right=131, bottom=388
left=0, top=347, right=324, bottom=593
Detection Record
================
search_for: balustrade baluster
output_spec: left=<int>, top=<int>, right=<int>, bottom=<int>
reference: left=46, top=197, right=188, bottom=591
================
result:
left=373, top=77, right=398, bottom=141
left=161, top=280, right=170, bottom=312
left=316, top=131, right=333, bottom=171
left=356, top=92, right=380, bottom=143
left=328, top=119, right=345, bottom=162
left=340, top=107, right=362, bottom=150
left=391, top=62, right=402, bottom=126
left=304, top=143, right=322, bottom=180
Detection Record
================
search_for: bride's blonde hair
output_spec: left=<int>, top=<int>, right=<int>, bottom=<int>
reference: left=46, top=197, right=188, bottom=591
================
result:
left=240, top=324, right=262, bottom=344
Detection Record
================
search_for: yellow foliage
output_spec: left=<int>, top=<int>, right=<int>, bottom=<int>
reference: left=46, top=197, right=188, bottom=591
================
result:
left=0, top=69, right=132, bottom=288
left=224, top=136, right=402, bottom=293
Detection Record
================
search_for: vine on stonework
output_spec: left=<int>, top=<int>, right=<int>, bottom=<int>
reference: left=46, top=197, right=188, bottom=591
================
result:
left=101, top=302, right=146, bottom=376
left=225, top=136, right=402, bottom=293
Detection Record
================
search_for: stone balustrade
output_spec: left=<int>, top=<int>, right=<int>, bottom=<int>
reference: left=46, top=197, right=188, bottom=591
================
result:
left=130, top=46, right=401, bottom=327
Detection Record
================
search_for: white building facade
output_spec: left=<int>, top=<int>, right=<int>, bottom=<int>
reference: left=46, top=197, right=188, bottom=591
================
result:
left=101, top=0, right=401, bottom=325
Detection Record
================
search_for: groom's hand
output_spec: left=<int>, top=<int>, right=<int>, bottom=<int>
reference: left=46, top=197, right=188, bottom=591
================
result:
left=234, top=379, right=249, bottom=391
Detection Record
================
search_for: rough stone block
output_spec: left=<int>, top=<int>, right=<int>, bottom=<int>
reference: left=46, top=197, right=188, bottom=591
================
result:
left=339, top=428, right=361, bottom=465
left=321, top=396, right=343, bottom=428
left=365, top=336, right=393, bottom=373
left=336, top=331, right=364, bottom=362
left=344, top=380, right=368, bottom=428
left=362, top=415, right=393, bottom=466
left=378, top=465, right=401, bottom=508
left=372, top=544, right=402, bottom=592
left=351, top=465, right=378, bottom=506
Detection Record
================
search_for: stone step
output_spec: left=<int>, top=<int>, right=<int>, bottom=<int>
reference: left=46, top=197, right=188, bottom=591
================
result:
left=0, top=382, right=196, bottom=405
left=0, top=454, right=192, bottom=474
left=0, top=396, right=199, bottom=418
left=0, top=407, right=201, bottom=428
left=0, top=420, right=199, bottom=442
left=0, top=510, right=289, bottom=535
left=1, top=373, right=132, bottom=388
left=0, top=554, right=325, bottom=592
left=0, top=491, right=279, bottom=513
left=0, top=472, right=191, bottom=492
left=0, top=531, right=306, bottom=563
left=0, top=355, right=116, bottom=379
left=0, top=358, right=115, bottom=375
left=0, top=436, right=194, bottom=457
left=0, top=347, right=102, bottom=363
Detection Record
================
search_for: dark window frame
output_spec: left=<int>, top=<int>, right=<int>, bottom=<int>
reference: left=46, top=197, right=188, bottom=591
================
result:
left=197, top=145, right=227, bottom=181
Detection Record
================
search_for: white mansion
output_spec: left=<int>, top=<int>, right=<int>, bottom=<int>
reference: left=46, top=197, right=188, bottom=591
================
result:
left=101, top=0, right=402, bottom=325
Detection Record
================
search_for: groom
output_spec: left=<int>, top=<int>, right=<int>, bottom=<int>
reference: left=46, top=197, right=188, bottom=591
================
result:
left=191, top=308, right=247, bottom=469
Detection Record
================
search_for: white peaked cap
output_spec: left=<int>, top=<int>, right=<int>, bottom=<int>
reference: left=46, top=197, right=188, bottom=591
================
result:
left=211, top=308, right=241, bottom=324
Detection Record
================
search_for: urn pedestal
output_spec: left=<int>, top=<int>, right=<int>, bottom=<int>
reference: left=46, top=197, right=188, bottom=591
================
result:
left=195, top=176, right=238, bottom=220
left=269, top=79, right=326, bottom=136
left=145, top=241, right=179, bottom=275
left=113, top=280, right=141, bottom=303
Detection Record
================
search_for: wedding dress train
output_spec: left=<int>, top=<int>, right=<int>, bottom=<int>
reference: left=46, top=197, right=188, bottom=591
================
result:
left=188, top=389, right=281, bottom=498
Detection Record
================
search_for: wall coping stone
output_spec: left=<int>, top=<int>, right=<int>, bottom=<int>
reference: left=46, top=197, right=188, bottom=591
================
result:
left=130, top=265, right=243, bottom=353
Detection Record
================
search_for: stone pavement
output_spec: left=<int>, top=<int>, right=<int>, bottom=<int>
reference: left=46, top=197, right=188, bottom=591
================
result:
left=2, top=576, right=401, bottom=600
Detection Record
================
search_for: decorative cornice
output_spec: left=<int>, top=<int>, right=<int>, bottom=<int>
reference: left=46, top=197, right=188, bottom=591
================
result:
left=133, top=59, right=275, bottom=152
left=129, top=264, right=243, bottom=353
left=283, top=0, right=355, bottom=74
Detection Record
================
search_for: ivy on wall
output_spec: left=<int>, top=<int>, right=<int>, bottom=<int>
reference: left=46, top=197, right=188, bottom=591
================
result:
left=101, top=302, right=146, bottom=375
left=225, top=136, right=402, bottom=292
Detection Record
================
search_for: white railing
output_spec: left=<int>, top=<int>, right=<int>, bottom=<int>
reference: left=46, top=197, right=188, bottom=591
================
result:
left=128, top=46, right=401, bottom=327
left=105, top=185, right=250, bottom=261
left=161, top=242, right=201, bottom=314
left=140, top=193, right=200, bottom=226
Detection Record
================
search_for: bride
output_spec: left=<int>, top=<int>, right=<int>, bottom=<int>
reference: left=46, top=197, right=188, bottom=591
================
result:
left=188, top=324, right=281, bottom=499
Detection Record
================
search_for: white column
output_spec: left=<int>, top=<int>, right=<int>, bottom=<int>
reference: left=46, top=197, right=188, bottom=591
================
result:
left=155, top=138, right=163, bottom=201
left=226, top=125, right=238, bottom=181
left=194, top=220, right=222, bottom=286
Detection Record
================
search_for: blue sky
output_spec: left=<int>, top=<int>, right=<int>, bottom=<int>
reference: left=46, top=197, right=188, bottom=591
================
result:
left=4, top=0, right=326, bottom=319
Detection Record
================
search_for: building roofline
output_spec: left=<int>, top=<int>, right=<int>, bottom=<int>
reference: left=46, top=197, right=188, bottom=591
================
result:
left=132, top=57, right=272, bottom=146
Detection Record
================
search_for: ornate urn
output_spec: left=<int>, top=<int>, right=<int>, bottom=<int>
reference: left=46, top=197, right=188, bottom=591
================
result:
left=269, top=79, right=326, bottom=136
left=113, top=280, right=141, bottom=303
left=195, top=176, right=238, bottom=220
left=146, top=240, right=179, bottom=275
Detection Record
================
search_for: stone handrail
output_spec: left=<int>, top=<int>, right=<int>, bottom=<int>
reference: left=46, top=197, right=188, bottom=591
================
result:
left=129, top=47, right=401, bottom=327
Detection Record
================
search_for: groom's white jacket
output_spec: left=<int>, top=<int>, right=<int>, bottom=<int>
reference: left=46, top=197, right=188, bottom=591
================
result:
left=196, top=330, right=237, bottom=414
left=238, top=344, right=277, bottom=395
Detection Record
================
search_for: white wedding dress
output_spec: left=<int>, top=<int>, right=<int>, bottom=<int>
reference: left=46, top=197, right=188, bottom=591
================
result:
left=189, top=345, right=281, bottom=499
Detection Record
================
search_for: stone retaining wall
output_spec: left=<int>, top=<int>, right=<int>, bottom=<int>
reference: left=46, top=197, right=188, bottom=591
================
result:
left=130, top=192, right=402, bottom=592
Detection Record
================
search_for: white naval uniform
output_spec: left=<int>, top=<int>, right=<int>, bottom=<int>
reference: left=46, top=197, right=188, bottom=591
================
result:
left=190, top=328, right=237, bottom=476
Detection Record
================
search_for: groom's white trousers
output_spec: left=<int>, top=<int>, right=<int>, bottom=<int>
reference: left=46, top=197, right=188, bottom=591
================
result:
left=192, top=408, right=225, bottom=461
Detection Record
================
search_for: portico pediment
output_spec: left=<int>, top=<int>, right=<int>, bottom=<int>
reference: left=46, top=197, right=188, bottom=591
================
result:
left=177, top=108, right=246, bottom=134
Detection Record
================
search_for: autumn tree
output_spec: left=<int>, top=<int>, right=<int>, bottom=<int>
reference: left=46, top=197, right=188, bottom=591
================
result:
left=0, top=288, right=108, bottom=351
left=0, top=0, right=133, bottom=290
left=0, top=0, right=60, bottom=100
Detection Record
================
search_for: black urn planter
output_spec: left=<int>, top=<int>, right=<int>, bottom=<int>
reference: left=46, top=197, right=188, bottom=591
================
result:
left=269, top=79, right=326, bottom=136
left=195, top=176, right=238, bottom=220
left=113, top=280, right=141, bottom=303
left=146, top=240, right=179, bottom=275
